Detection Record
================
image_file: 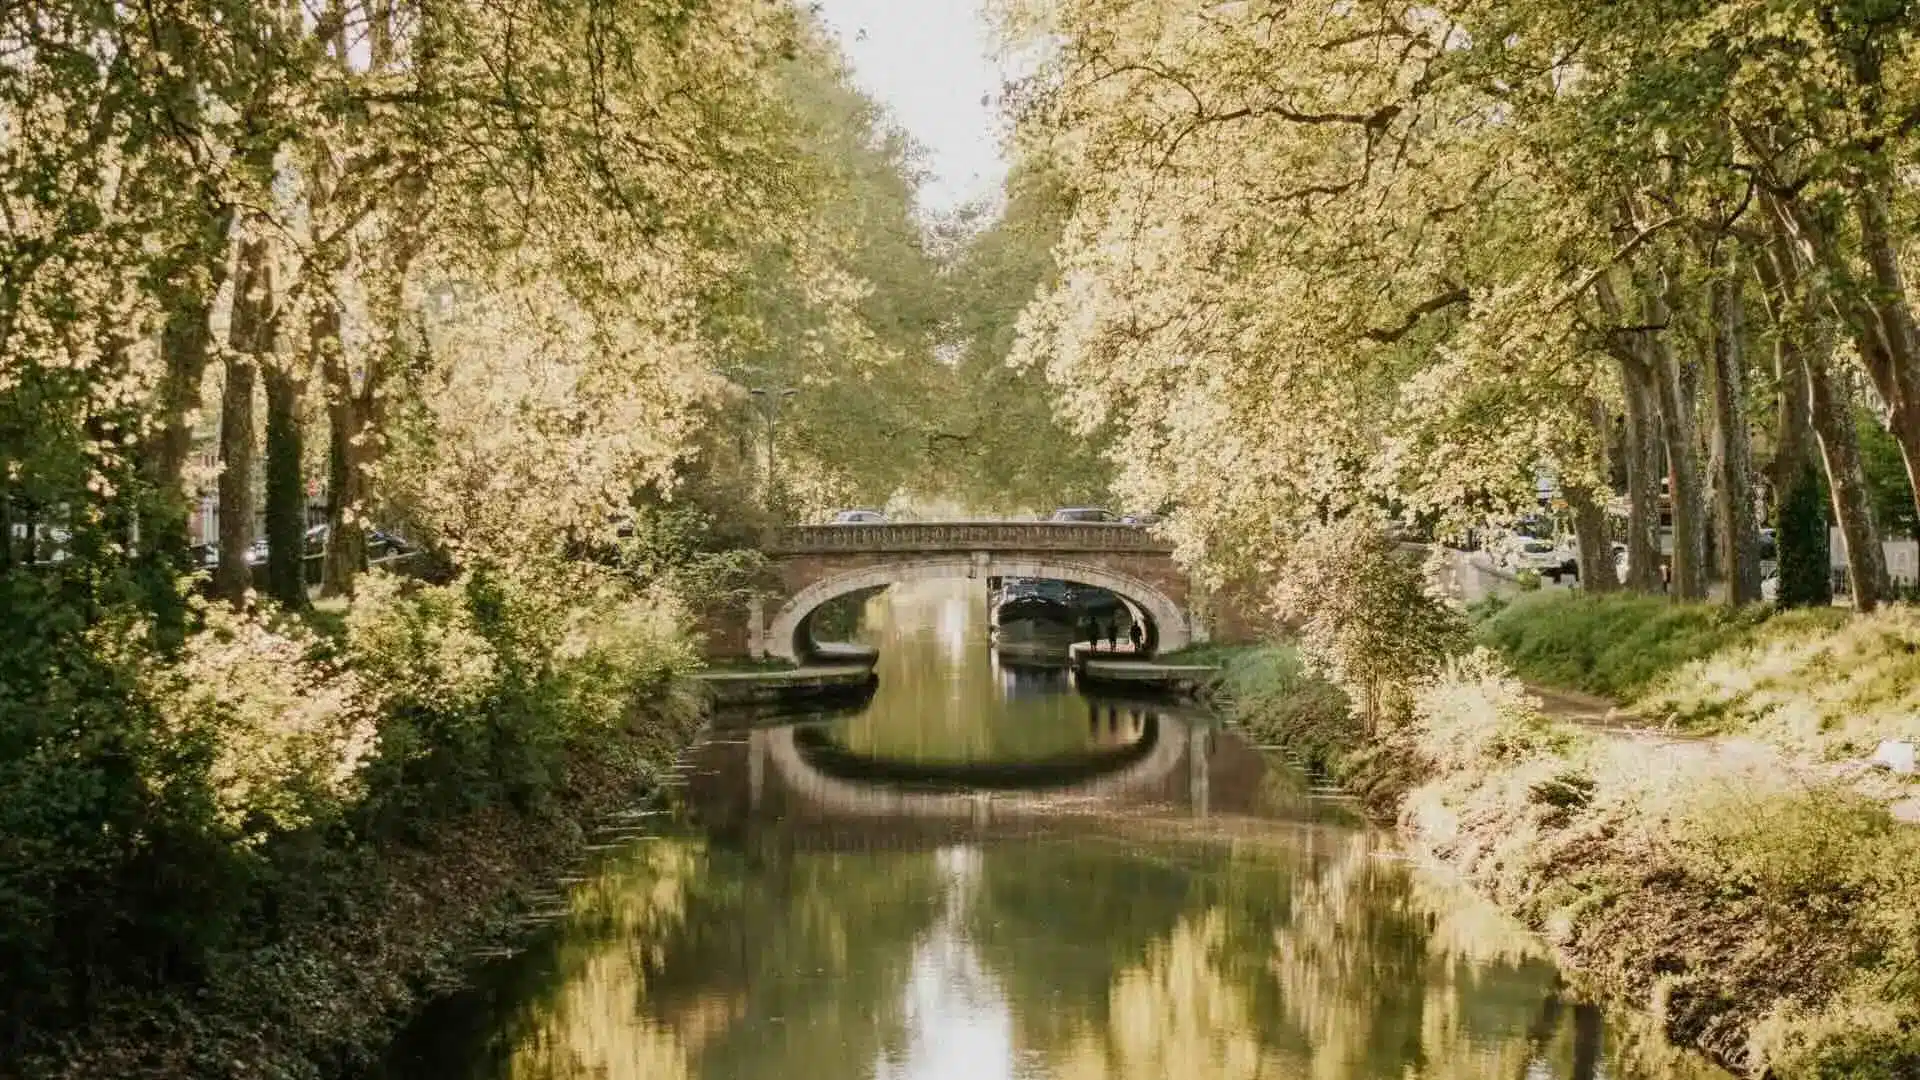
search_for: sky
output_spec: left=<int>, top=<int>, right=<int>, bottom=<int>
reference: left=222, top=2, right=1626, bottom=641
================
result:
left=814, top=0, right=1010, bottom=216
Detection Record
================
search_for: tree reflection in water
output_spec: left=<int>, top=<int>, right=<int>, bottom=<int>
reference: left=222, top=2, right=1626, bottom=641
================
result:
left=382, top=824, right=1723, bottom=1080
left=372, top=581, right=1726, bottom=1080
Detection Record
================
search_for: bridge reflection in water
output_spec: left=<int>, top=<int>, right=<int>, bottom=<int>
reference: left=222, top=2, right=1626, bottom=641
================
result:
left=367, top=579, right=1732, bottom=1080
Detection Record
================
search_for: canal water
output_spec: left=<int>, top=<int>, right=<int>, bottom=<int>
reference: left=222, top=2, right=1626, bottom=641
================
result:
left=371, top=580, right=1728, bottom=1080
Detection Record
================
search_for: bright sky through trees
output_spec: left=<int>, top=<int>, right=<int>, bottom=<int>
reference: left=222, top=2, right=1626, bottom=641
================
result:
left=816, top=0, right=1008, bottom=214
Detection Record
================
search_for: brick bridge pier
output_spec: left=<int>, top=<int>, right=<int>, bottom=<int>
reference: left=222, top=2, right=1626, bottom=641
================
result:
left=707, top=521, right=1213, bottom=663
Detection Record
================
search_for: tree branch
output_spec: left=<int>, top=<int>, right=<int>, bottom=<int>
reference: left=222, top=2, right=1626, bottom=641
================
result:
left=1363, top=287, right=1470, bottom=343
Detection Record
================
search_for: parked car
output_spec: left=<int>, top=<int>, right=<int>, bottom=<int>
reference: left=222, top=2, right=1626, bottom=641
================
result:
left=1050, top=507, right=1118, bottom=523
left=1495, top=533, right=1568, bottom=579
left=830, top=509, right=888, bottom=524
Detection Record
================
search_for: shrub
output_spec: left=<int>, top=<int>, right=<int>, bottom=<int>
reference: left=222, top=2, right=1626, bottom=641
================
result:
left=151, top=603, right=377, bottom=842
left=0, top=576, right=254, bottom=1042
left=1409, top=649, right=1572, bottom=773
left=1272, top=514, right=1466, bottom=731
left=1774, top=462, right=1833, bottom=609
left=346, top=564, right=695, bottom=832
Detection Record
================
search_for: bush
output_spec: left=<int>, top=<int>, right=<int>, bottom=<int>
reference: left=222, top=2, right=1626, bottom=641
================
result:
left=2, top=554, right=698, bottom=1058
left=1272, top=514, right=1466, bottom=730
left=1774, top=462, right=1833, bottom=609
left=0, top=575, right=255, bottom=1044
left=347, top=565, right=692, bottom=833
left=1410, top=649, right=1571, bottom=773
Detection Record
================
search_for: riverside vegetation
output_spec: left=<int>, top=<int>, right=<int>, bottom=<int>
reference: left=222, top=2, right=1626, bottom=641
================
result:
left=1, top=1, right=1079, bottom=1074
left=1208, top=585, right=1920, bottom=1080
left=15, top=0, right=1920, bottom=1077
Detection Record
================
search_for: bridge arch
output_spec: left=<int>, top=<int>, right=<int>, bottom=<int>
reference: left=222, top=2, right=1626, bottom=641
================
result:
left=762, top=554, right=1191, bottom=663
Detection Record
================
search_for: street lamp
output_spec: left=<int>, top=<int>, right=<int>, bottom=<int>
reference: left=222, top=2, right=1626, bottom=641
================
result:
left=748, top=386, right=798, bottom=511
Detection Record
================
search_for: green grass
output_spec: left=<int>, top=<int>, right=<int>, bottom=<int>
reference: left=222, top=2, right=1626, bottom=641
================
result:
left=1471, top=591, right=1846, bottom=701
left=300, top=595, right=351, bottom=642
left=1203, top=644, right=1355, bottom=774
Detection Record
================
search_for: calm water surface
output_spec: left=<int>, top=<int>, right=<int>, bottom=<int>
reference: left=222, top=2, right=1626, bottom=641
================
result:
left=372, top=581, right=1728, bottom=1080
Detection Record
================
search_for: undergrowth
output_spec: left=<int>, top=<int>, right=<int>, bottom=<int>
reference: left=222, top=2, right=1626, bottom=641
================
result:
left=1396, top=653, right=1920, bottom=1079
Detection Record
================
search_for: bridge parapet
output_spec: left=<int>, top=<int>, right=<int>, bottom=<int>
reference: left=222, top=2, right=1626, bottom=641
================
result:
left=769, top=521, right=1174, bottom=556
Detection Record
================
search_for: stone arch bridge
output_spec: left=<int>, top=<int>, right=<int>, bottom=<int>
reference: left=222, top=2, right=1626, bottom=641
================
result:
left=717, top=521, right=1209, bottom=663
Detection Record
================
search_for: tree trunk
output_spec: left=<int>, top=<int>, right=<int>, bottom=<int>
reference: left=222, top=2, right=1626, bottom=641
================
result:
left=1708, top=251, right=1762, bottom=604
left=316, top=298, right=370, bottom=597
left=213, top=356, right=258, bottom=604
left=1777, top=186, right=1920, bottom=535
left=1765, top=213, right=1890, bottom=610
left=1807, top=350, right=1890, bottom=610
left=1595, top=275, right=1665, bottom=593
left=263, top=366, right=308, bottom=610
left=1568, top=480, right=1615, bottom=593
left=1850, top=180, right=1920, bottom=524
left=1755, top=248, right=1832, bottom=608
left=1643, top=273, right=1710, bottom=601
left=213, top=233, right=275, bottom=605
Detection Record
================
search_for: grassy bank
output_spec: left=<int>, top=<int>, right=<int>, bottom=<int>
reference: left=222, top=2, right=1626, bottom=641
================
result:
left=1472, top=591, right=1846, bottom=701
left=1475, top=591, right=1920, bottom=757
left=1209, top=639, right=1920, bottom=1078
left=6, top=566, right=707, bottom=1080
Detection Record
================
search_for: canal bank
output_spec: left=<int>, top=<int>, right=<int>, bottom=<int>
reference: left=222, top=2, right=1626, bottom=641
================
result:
left=27, top=688, right=709, bottom=1080
left=1203, top=640, right=1920, bottom=1079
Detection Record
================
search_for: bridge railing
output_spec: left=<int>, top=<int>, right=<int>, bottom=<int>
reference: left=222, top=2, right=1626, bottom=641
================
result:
left=768, top=521, right=1175, bottom=555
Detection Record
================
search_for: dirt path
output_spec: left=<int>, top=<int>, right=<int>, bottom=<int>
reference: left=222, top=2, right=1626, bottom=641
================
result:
left=1524, top=680, right=1920, bottom=825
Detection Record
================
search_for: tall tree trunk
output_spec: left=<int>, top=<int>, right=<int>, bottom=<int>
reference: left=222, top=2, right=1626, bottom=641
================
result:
left=263, top=365, right=308, bottom=610
left=1620, top=361, right=1666, bottom=593
left=1571, top=396, right=1621, bottom=593
left=316, top=299, right=369, bottom=597
left=1568, top=482, right=1616, bottom=593
left=1849, top=180, right=1920, bottom=522
left=213, top=232, right=274, bottom=605
left=1643, top=273, right=1710, bottom=601
left=1807, top=351, right=1890, bottom=610
left=1596, top=276, right=1665, bottom=593
left=213, top=357, right=258, bottom=604
left=1755, top=247, right=1832, bottom=608
left=1776, top=186, right=1920, bottom=533
left=1708, top=250, right=1762, bottom=604
left=1766, top=213, right=1890, bottom=610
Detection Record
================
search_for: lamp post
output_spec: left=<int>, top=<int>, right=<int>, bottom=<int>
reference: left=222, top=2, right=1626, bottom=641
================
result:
left=749, top=386, right=798, bottom=511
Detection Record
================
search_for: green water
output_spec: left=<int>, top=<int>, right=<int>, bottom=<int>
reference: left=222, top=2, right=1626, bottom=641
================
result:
left=371, top=580, right=1728, bottom=1080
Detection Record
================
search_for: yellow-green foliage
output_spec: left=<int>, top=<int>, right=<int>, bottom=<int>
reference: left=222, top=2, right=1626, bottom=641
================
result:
left=1410, top=648, right=1573, bottom=773
left=1641, top=606, right=1920, bottom=755
left=344, top=565, right=696, bottom=826
left=1472, top=591, right=1844, bottom=700
left=149, top=604, right=377, bottom=842
left=1674, top=784, right=1920, bottom=1078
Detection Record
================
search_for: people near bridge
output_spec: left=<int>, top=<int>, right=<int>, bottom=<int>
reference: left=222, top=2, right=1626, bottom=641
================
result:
left=1081, top=616, right=1100, bottom=651
left=1128, top=622, right=1143, bottom=653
